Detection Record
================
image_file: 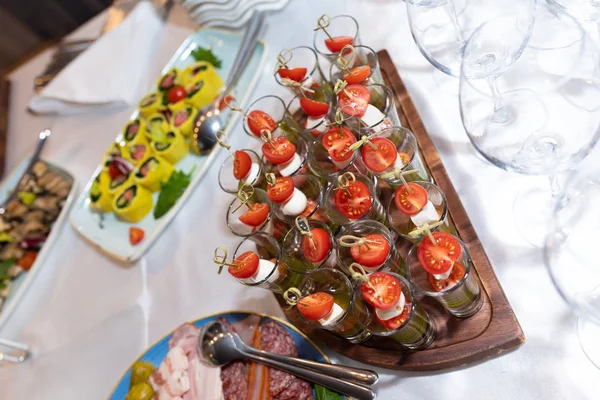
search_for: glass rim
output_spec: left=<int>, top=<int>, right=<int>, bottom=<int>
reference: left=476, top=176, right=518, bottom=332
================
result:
left=325, top=172, right=378, bottom=221
left=351, top=271, right=417, bottom=336
left=406, top=235, right=474, bottom=297
left=226, top=188, right=274, bottom=237
left=286, top=88, right=334, bottom=135
left=242, top=95, right=288, bottom=138
left=375, top=126, right=419, bottom=168
left=274, top=174, right=323, bottom=222
left=337, top=219, right=396, bottom=272
left=348, top=83, right=395, bottom=131
left=386, top=180, right=448, bottom=239
left=328, top=44, right=379, bottom=82
left=218, top=149, right=262, bottom=193
left=307, top=136, right=362, bottom=179
left=282, top=219, right=335, bottom=272
left=312, top=14, right=360, bottom=57
left=232, top=231, right=282, bottom=286
left=274, top=45, right=321, bottom=86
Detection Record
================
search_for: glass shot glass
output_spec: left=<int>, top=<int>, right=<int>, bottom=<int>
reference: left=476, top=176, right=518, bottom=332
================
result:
left=286, top=86, right=334, bottom=142
left=262, top=133, right=310, bottom=178
left=242, top=95, right=290, bottom=139
left=351, top=272, right=436, bottom=350
left=406, top=236, right=483, bottom=318
left=274, top=46, right=327, bottom=93
left=296, top=268, right=371, bottom=343
left=343, top=84, right=401, bottom=135
left=329, top=45, right=384, bottom=86
left=218, top=149, right=265, bottom=194
left=226, top=188, right=274, bottom=237
left=324, top=172, right=388, bottom=226
left=336, top=220, right=406, bottom=277
left=282, top=220, right=337, bottom=275
left=364, top=126, right=431, bottom=187
left=307, top=134, right=369, bottom=182
left=386, top=181, right=453, bottom=242
left=313, top=15, right=362, bottom=61
left=272, top=174, right=323, bottom=223
left=232, top=231, right=295, bottom=293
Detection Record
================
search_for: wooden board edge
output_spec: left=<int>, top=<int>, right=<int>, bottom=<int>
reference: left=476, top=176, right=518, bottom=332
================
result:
left=0, top=77, right=9, bottom=178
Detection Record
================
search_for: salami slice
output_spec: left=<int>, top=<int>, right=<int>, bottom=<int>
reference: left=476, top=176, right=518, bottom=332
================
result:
left=277, top=379, right=315, bottom=400
left=218, top=317, right=250, bottom=400
left=260, top=320, right=301, bottom=396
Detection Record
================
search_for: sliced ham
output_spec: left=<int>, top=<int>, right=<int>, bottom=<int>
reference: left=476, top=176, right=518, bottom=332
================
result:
left=183, top=358, right=223, bottom=400
left=169, top=323, right=201, bottom=359
left=149, top=347, right=188, bottom=392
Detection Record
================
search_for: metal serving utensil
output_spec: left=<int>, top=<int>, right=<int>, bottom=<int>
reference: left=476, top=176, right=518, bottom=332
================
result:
left=191, top=10, right=265, bottom=154
left=199, top=320, right=378, bottom=400
left=0, top=338, right=30, bottom=363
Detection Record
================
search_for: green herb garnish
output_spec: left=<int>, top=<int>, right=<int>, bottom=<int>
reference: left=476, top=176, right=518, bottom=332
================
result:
left=0, top=258, right=16, bottom=277
left=315, top=385, right=344, bottom=400
left=18, top=191, right=36, bottom=205
left=191, top=47, right=222, bottom=68
left=154, top=167, right=195, bottom=219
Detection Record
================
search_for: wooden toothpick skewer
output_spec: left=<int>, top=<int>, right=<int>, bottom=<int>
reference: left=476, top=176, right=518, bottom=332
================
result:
left=283, top=287, right=310, bottom=310
left=215, top=130, right=234, bottom=157
left=314, top=14, right=333, bottom=40
left=349, top=263, right=379, bottom=296
left=276, top=48, right=293, bottom=70
left=233, top=184, right=255, bottom=213
left=339, top=234, right=380, bottom=251
left=408, top=221, right=445, bottom=239
left=213, top=246, right=238, bottom=274
left=295, top=216, right=316, bottom=250
left=336, top=44, right=356, bottom=72
left=336, top=172, right=356, bottom=198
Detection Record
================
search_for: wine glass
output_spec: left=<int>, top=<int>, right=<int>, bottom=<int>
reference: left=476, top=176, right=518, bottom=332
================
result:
left=459, top=4, right=600, bottom=246
left=544, top=165, right=600, bottom=368
left=406, top=0, right=537, bottom=76
left=545, top=0, right=600, bottom=21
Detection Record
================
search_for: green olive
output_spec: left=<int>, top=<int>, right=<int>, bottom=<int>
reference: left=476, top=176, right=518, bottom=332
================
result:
left=125, top=383, right=154, bottom=400
left=130, top=361, right=155, bottom=387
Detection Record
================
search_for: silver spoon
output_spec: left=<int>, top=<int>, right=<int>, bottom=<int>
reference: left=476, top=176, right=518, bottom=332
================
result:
left=191, top=11, right=265, bottom=155
left=199, top=320, right=378, bottom=400
left=0, top=129, right=51, bottom=215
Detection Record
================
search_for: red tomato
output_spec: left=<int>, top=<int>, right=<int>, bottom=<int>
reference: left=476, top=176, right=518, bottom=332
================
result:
left=393, top=183, right=428, bottom=216
left=301, top=199, right=328, bottom=223
left=247, top=110, right=277, bottom=137
left=417, top=232, right=462, bottom=275
left=262, top=137, right=296, bottom=165
left=218, top=94, right=236, bottom=111
left=361, top=272, right=401, bottom=310
left=343, top=65, right=371, bottom=84
left=108, top=163, right=122, bottom=180
left=376, top=301, right=412, bottom=330
left=301, top=228, right=331, bottom=263
left=239, top=203, right=270, bottom=227
left=17, top=251, right=37, bottom=270
left=297, top=292, right=335, bottom=321
left=233, top=150, right=252, bottom=180
left=334, top=180, right=373, bottom=219
left=350, top=233, right=390, bottom=268
left=167, top=85, right=187, bottom=104
left=325, top=36, right=355, bottom=52
left=361, top=137, right=398, bottom=172
left=129, top=227, right=145, bottom=246
left=337, top=84, right=371, bottom=117
left=321, top=127, right=356, bottom=162
left=300, top=97, right=330, bottom=117
left=427, top=262, right=466, bottom=292
left=398, top=152, right=410, bottom=165
left=229, top=251, right=260, bottom=279
left=278, top=67, right=308, bottom=82
left=267, top=177, right=295, bottom=203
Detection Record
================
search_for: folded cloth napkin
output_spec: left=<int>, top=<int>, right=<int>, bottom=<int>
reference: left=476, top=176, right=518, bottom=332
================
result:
left=28, top=1, right=164, bottom=115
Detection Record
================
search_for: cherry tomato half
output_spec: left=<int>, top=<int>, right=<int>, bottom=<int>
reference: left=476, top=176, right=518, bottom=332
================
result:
left=233, top=150, right=252, bottom=180
left=301, top=228, right=332, bottom=263
left=167, top=85, right=187, bottom=104
left=297, top=292, right=335, bottom=321
left=334, top=180, right=373, bottom=220
left=361, top=272, right=401, bottom=310
left=337, top=84, right=371, bottom=117
left=361, top=137, right=398, bottom=173
left=239, top=203, right=270, bottom=227
left=278, top=67, right=308, bottom=82
left=262, top=137, right=297, bottom=165
left=376, top=301, right=412, bottom=330
left=300, top=97, right=330, bottom=117
left=325, top=36, right=355, bottom=53
left=301, top=199, right=328, bottom=223
left=393, top=183, right=428, bottom=216
left=350, top=233, right=390, bottom=268
left=322, top=127, right=356, bottom=162
left=17, top=251, right=37, bottom=271
left=230, top=251, right=260, bottom=279
left=417, top=232, right=462, bottom=275
left=267, top=176, right=295, bottom=203
left=129, top=227, right=145, bottom=246
left=343, top=65, right=371, bottom=84
left=247, top=110, right=277, bottom=137
left=427, top=262, right=466, bottom=292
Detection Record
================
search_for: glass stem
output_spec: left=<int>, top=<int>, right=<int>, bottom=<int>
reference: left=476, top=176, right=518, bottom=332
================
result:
left=487, top=76, right=503, bottom=113
left=549, top=174, right=562, bottom=198
left=444, top=0, right=464, bottom=43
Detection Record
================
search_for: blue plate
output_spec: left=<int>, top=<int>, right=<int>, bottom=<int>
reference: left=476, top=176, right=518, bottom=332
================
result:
left=108, top=311, right=347, bottom=399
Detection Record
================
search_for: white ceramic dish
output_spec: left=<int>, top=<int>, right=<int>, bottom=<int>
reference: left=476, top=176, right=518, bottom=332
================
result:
left=0, top=157, right=76, bottom=329
left=69, top=28, right=267, bottom=262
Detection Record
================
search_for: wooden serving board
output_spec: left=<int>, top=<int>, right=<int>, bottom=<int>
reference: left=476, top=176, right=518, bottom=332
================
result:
left=275, top=50, right=525, bottom=371
left=0, top=77, right=9, bottom=178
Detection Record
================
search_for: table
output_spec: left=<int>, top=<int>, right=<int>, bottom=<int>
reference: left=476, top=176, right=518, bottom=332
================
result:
left=1, top=1, right=599, bottom=399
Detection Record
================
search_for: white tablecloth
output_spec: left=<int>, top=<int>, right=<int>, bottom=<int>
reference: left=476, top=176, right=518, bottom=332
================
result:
left=1, top=1, right=599, bottom=399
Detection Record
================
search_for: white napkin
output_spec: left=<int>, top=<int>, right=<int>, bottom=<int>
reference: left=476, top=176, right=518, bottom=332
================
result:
left=28, top=1, right=164, bottom=115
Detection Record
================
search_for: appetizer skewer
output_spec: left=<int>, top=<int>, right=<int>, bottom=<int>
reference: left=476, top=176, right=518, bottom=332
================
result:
left=281, top=216, right=336, bottom=274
